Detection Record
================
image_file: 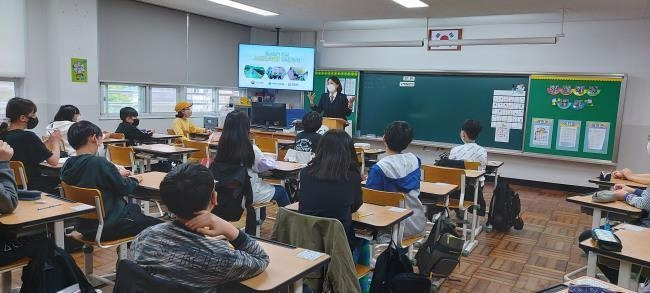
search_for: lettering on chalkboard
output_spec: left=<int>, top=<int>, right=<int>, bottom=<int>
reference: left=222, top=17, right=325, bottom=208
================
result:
left=403, top=76, right=416, bottom=82
left=399, top=82, right=415, bottom=87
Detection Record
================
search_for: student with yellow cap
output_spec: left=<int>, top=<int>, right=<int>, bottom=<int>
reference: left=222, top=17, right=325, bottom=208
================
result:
left=172, top=101, right=211, bottom=140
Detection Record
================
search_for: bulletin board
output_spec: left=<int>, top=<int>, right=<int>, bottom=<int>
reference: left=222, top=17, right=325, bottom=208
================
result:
left=523, top=75, right=626, bottom=162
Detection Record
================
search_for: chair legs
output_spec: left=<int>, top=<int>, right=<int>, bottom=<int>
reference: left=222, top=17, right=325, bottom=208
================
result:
left=1, top=271, right=11, bottom=293
left=82, top=243, right=128, bottom=286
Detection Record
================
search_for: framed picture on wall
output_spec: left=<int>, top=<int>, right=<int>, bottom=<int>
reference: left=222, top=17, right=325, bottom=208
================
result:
left=428, top=29, right=462, bottom=51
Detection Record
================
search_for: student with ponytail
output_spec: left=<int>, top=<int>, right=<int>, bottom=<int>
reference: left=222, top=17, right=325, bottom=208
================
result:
left=0, top=98, right=61, bottom=194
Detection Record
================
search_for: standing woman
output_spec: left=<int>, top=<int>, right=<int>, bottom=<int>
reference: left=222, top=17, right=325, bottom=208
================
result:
left=307, top=76, right=355, bottom=120
left=172, top=101, right=211, bottom=141
left=0, top=98, right=61, bottom=194
left=45, top=104, right=80, bottom=156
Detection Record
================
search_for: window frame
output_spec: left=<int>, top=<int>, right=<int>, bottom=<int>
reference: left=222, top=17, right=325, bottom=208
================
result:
left=100, top=83, right=147, bottom=117
left=184, top=86, right=216, bottom=114
left=149, top=85, right=180, bottom=115
left=0, top=78, right=18, bottom=116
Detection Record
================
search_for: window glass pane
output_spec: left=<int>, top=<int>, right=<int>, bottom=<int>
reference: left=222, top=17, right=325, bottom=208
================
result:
left=105, top=84, right=142, bottom=114
left=0, top=81, right=15, bottom=115
left=151, top=87, right=177, bottom=113
left=217, top=88, right=241, bottom=109
left=186, top=88, right=214, bottom=113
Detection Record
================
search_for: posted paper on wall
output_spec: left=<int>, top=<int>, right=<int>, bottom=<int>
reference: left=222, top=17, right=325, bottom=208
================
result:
left=491, top=90, right=526, bottom=130
left=584, top=121, right=610, bottom=154
left=494, top=123, right=510, bottom=143
left=556, top=120, right=581, bottom=152
left=530, top=118, right=553, bottom=149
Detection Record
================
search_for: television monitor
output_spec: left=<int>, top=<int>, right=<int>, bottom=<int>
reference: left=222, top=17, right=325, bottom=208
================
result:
left=238, top=44, right=315, bottom=91
left=251, top=102, right=287, bottom=128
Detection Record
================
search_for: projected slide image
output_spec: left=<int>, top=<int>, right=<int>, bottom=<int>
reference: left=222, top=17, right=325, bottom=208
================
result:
left=239, top=44, right=315, bottom=91
left=244, top=65, right=265, bottom=79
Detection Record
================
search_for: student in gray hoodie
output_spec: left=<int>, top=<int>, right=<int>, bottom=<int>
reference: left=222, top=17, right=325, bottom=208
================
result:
left=0, top=140, right=55, bottom=265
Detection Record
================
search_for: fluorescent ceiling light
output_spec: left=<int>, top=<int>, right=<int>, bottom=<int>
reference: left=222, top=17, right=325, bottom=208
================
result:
left=208, top=0, right=278, bottom=16
left=392, top=0, right=429, bottom=8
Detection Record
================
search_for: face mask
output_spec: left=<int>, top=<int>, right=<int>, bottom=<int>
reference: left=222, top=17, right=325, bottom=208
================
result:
left=133, top=118, right=140, bottom=127
left=27, top=116, right=39, bottom=129
left=327, top=84, right=337, bottom=93
left=75, top=115, right=82, bottom=122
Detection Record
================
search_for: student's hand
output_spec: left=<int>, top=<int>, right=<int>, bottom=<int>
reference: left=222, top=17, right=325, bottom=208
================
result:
left=0, top=141, right=14, bottom=161
left=130, top=175, right=143, bottom=183
left=307, top=92, right=315, bottom=105
left=614, top=184, right=635, bottom=193
left=206, top=129, right=213, bottom=135
left=119, top=167, right=132, bottom=178
left=614, top=189, right=628, bottom=200
left=347, top=96, right=355, bottom=109
left=186, top=210, right=240, bottom=241
left=102, top=131, right=110, bottom=139
left=621, top=168, right=633, bottom=178
left=47, top=130, right=61, bottom=142
left=612, top=170, right=624, bottom=179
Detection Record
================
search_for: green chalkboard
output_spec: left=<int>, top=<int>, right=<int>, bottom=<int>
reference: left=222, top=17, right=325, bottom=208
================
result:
left=303, top=70, right=360, bottom=132
left=524, top=75, right=624, bottom=161
left=358, top=72, right=529, bottom=151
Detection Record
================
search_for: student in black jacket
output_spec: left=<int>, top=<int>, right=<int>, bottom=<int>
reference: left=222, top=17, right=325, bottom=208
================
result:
left=294, top=111, right=323, bottom=153
left=307, top=76, right=354, bottom=120
left=298, top=130, right=362, bottom=245
left=115, top=107, right=153, bottom=145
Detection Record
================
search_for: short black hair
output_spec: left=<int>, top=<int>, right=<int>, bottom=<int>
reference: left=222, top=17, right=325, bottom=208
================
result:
left=384, top=121, right=413, bottom=152
left=302, top=111, right=322, bottom=133
left=53, top=105, right=80, bottom=122
left=119, top=107, right=138, bottom=121
left=461, top=119, right=482, bottom=140
left=159, top=163, right=215, bottom=219
left=68, top=121, right=102, bottom=150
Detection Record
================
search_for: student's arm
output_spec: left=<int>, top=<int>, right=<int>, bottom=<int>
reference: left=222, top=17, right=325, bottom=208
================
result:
left=188, top=120, right=206, bottom=134
left=27, top=132, right=58, bottom=166
left=104, top=159, right=139, bottom=195
left=624, top=189, right=650, bottom=211
left=365, top=165, right=384, bottom=191
left=0, top=142, right=18, bottom=214
left=220, top=231, right=270, bottom=280
left=341, top=94, right=352, bottom=117
left=621, top=169, right=650, bottom=185
left=120, top=124, right=151, bottom=141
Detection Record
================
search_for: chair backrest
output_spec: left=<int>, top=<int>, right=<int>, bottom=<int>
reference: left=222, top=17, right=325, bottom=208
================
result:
left=166, top=128, right=176, bottom=135
left=422, top=164, right=466, bottom=185
left=183, top=140, right=210, bottom=164
left=464, top=161, right=481, bottom=171
left=362, top=187, right=405, bottom=208
left=107, top=145, right=135, bottom=170
left=60, top=182, right=104, bottom=220
left=254, top=136, right=278, bottom=154
left=108, top=132, right=125, bottom=139
left=9, top=161, right=28, bottom=190
left=114, top=260, right=193, bottom=293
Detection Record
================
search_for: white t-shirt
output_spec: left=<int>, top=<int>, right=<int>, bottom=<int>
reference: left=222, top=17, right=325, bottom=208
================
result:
left=249, top=145, right=276, bottom=203
left=449, top=142, right=487, bottom=182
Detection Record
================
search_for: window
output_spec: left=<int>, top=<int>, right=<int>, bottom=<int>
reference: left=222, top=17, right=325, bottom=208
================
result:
left=150, top=87, right=178, bottom=113
left=0, top=81, right=15, bottom=115
left=102, top=84, right=145, bottom=114
left=217, top=88, right=243, bottom=110
left=186, top=87, right=214, bottom=113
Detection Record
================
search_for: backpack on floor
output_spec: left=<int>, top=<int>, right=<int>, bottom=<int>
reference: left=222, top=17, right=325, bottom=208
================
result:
left=415, top=211, right=464, bottom=278
left=20, top=246, right=94, bottom=293
left=388, top=273, right=432, bottom=292
left=487, top=180, right=524, bottom=232
left=370, top=242, right=413, bottom=293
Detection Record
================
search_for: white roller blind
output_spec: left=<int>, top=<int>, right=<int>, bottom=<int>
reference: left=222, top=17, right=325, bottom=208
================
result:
left=0, top=0, right=25, bottom=77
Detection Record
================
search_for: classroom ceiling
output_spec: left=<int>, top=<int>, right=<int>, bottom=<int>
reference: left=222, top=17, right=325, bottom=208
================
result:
left=139, top=0, right=650, bottom=31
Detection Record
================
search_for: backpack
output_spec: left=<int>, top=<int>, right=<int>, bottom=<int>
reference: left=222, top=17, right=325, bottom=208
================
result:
left=487, top=180, right=524, bottom=232
left=20, top=246, right=94, bottom=293
left=388, top=273, right=432, bottom=292
left=209, top=162, right=253, bottom=221
left=370, top=243, right=413, bottom=293
left=415, top=212, right=464, bottom=278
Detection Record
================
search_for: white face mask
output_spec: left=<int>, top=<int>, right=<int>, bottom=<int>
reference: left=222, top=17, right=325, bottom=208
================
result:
left=327, top=84, right=336, bottom=93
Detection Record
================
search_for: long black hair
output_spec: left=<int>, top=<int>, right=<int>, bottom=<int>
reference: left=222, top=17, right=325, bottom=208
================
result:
left=214, top=110, right=255, bottom=168
left=53, top=105, right=80, bottom=122
left=307, top=130, right=359, bottom=181
left=0, top=97, right=37, bottom=136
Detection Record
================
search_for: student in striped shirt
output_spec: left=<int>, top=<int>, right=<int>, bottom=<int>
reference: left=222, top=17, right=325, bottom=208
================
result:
left=449, top=119, right=487, bottom=174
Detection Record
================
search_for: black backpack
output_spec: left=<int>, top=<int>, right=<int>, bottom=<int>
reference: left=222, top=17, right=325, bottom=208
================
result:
left=209, top=162, right=253, bottom=221
left=415, top=212, right=464, bottom=278
left=20, top=246, right=94, bottom=293
left=487, top=180, right=524, bottom=232
left=370, top=243, right=413, bottom=293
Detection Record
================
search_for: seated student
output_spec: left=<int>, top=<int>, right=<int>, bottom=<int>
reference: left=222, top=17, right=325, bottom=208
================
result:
left=0, top=97, right=60, bottom=194
left=612, top=168, right=650, bottom=186
left=366, top=121, right=426, bottom=237
left=61, top=121, right=162, bottom=241
left=129, top=163, right=269, bottom=290
left=172, top=101, right=211, bottom=141
left=295, top=111, right=323, bottom=153
left=0, top=140, right=55, bottom=266
left=45, top=104, right=80, bottom=156
left=298, top=130, right=362, bottom=245
left=213, top=111, right=290, bottom=230
left=449, top=119, right=488, bottom=173
left=115, top=107, right=153, bottom=145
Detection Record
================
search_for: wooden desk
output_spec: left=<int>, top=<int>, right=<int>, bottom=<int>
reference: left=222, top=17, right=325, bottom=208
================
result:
left=486, top=160, right=504, bottom=186
left=555, top=276, right=635, bottom=293
left=250, top=129, right=296, bottom=142
left=579, top=225, right=650, bottom=290
left=566, top=195, right=643, bottom=281
left=275, top=161, right=306, bottom=173
left=589, top=177, right=648, bottom=190
left=102, top=138, right=128, bottom=146
left=361, top=180, right=457, bottom=198
left=148, top=133, right=182, bottom=144
left=137, top=172, right=167, bottom=191
left=0, top=194, right=94, bottom=248
left=132, top=144, right=197, bottom=171
left=240, top=241, right=330, bottom=292
left=464, top=169, right=486, bottom=179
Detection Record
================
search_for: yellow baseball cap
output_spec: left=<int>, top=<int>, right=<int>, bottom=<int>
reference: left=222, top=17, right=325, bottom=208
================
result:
left=174, top=101, right=193, bottom=112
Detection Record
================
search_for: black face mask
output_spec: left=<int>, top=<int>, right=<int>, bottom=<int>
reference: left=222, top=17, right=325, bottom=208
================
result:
left=27, top=116, right=39, bottom=129
left=132, top=118, right=140, bottom=127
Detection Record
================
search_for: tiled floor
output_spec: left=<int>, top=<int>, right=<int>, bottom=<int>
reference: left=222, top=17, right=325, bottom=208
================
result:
left=10, top=182, right=593, bottom=292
